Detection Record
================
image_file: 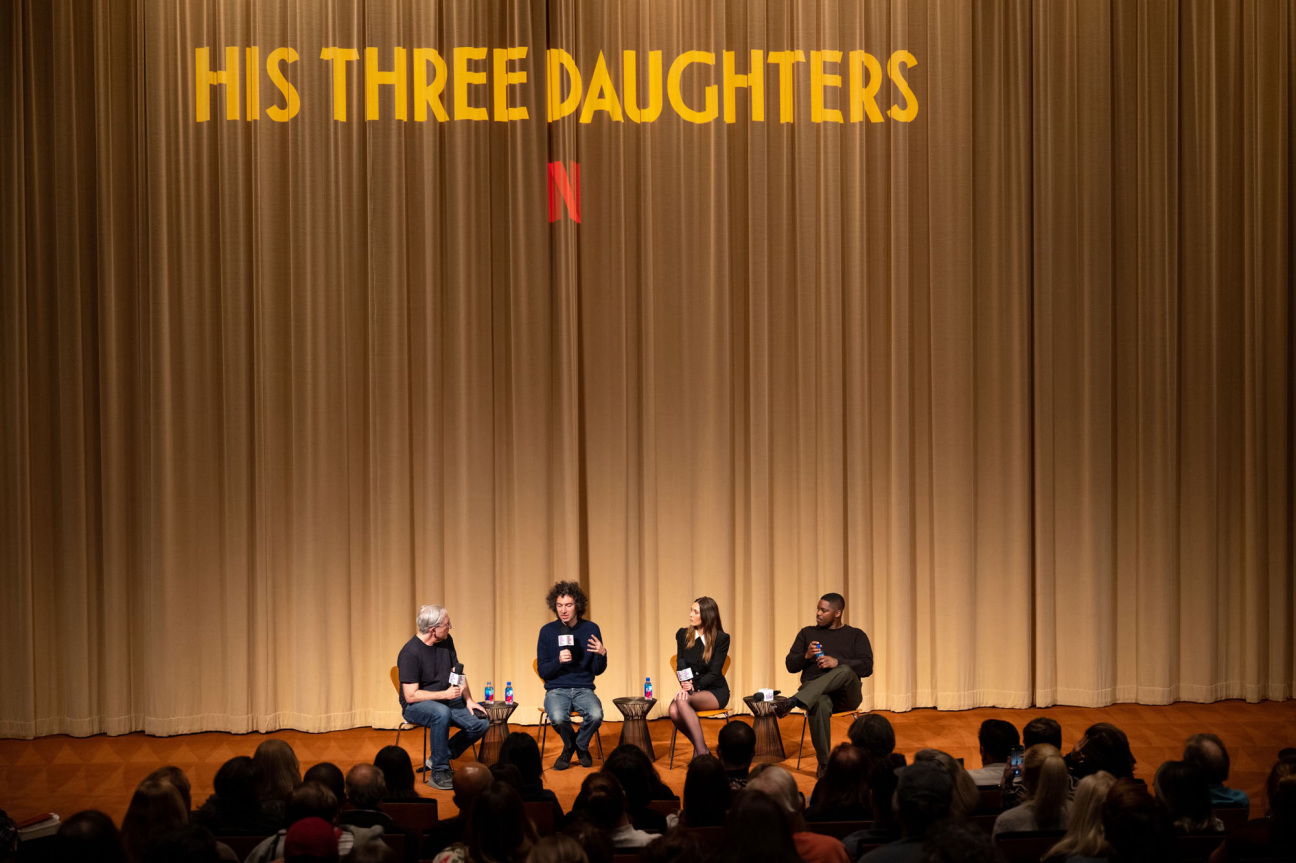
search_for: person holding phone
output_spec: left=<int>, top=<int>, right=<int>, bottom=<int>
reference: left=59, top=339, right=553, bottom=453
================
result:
left=966, top=719, right=1020, bottom=786
left=669, top=597, right=731, bottom=759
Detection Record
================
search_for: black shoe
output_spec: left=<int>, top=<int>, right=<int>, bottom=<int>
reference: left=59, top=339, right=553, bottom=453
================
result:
left=773, top=698, right=798, bottom=719
left=577, top=748, right=593, bottom=768
left=554, top=747, right=575, bottom=770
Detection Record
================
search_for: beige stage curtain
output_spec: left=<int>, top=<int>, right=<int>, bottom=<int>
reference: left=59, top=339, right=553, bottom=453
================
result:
left=0, top=0, right=1291, bottom=738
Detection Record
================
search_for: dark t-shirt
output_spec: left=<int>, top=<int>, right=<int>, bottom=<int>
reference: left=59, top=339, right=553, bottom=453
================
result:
left=397, top=635, right=460, bottom=708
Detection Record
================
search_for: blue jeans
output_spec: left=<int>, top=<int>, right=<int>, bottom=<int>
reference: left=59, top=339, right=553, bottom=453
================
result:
left=544, top=688, right=603, bottom=750
left=403, top=699, right=489, bottom=772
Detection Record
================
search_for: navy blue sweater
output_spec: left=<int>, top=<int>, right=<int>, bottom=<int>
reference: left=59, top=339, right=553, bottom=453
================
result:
left=536, top=618, right=608, bottom=690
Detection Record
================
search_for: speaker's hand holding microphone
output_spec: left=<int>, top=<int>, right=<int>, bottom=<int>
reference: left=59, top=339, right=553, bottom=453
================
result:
left=558, top=633, right=575, bottom=663
left=677, top=667, right=694, bottom=694
left=446, top=663, right=465, bottom=700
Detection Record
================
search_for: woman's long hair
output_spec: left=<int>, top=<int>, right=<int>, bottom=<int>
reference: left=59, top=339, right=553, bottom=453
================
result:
left=121, top=780, right=188, bottom=863
left=253, top=739, right=301, bottom=803
left=466, top=781, right=538, bottom=863
left=1022, top=744, right=1070, bottom=828
left=1047, top=771, right=1116, bottom=860
left=682, top=597, right=724, bottom=663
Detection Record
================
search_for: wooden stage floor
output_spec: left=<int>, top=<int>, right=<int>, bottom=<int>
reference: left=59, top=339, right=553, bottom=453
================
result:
left=3, top=700, right=1292, bottom=825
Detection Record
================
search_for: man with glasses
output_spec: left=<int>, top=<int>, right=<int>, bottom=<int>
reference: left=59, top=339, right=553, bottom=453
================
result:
left=397, top=604, right=489, bottom=789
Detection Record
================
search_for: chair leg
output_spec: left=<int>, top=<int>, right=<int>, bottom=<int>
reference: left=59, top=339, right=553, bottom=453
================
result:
left=796, top=712, right=808, bottom=769
left=422, top=726, right=430, bottom=785
left=669, top=726, right=678, bottom=770
left=594, top=728, right=605, bottom=762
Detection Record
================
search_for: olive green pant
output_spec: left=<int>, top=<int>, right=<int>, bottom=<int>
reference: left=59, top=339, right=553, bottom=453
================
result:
left=794, top=665, right=863, bottom=765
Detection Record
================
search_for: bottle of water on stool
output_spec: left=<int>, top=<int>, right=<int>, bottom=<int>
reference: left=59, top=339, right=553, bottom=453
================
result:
left=484, top=680, right=494, bottom=702
left=504, top=681, right=514, bottom=704
left=644, top=677, right=653, bottom=699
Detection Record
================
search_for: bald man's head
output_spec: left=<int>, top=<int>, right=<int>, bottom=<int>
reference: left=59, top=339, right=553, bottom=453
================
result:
left=345, top=762, right=387, bottom=809
left=452, top=762, right=492, bottom=810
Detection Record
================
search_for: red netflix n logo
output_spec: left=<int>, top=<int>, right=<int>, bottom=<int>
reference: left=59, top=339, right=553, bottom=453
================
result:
left=547, top=161, right=581, bottom=223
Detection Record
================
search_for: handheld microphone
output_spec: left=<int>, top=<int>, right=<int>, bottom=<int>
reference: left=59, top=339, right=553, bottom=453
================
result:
left=558, top=634, right=575, bottom=647
left=449, top=663, right=465, bottom=687
left=676, top=668, right=694, bottom=683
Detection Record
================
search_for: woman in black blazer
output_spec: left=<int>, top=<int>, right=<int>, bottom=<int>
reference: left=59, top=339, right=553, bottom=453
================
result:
left=669, top=596, right=731, bottom=760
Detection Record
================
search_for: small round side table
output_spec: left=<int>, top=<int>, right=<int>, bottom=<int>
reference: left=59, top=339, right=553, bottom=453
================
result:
left=742, top=694, right=788, bottom=762
left=477, top=700, right=519, bottom=765
left=612, top=696, right=658, bottom=762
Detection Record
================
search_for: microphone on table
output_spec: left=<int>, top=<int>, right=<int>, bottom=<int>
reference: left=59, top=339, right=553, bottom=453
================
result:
left=449, top=663, right=465, bottom=687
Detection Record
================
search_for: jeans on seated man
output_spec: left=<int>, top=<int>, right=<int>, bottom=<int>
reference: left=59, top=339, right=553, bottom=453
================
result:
left=397, top=604, right=489, bottom=790
left=774, top=592, right=874, bottom=776
left=536, top=580, right=608, bottom=770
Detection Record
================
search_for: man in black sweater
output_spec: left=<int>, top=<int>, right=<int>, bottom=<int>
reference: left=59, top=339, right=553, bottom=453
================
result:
left=775, top=592, right=873, bottom=775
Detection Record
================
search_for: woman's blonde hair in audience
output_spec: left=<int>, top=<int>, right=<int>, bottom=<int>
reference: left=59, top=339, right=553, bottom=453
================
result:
left=1047, top=770, right=1116, bottom=860
left=1023, top=743, right=1070, bottom=826
left=913, top=749, right=979, bottom=817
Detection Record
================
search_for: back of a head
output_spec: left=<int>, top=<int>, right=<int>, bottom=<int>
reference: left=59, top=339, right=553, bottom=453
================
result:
left=373, top=745, right=417, bottom=797
left=1022, top=717, right=1063, bottom=751
left=1266, top=758, right=1296, bottom=833
left=745, top=765, right=801, bottom=819
left=1182, top=733, right=1230, bottom=785
left=977, top=719, right=1020, bottom=764
left=848, top=714, right=896, bottom=762
left=894, top=760, right=955, bottom=840
left=714, top=791, right=802, bottom=863
left=639, top=829, right=704, bottom=863
left=284, top=816, right=339, bottom=863
left=867, top=754, right=906, bottom=827
left=717, top=721, right=756, bottom=770
left=920, top=818, right=1004, bottom=863
left=254, top=739, right=302, bottom=802
left=212, top=756, right=262, bottom=811
left=560, top=821, right=613, bottom=863
left=1154, top=760, right=1213, bottom=831
left=1101, top=778, right=1175, bottom=863
left=581, top=773, right=628, bottom=832
left=57, top=809, right=127, bottom=863
left=348, top=837, right=396, bottom=863
left=286, top=782, right=340, bottom=827
left=1047, top=771, right=1117, bottom=860
left=682, top=755, right=730, bottom=828
left=1021, top=745, right=1069, bottom=827
left=491, top=762, right=525, bottom=794
left=525, top=834, right=590, bottom=863
left=145, top=767, right=193, bottom=812
left=302, top=763, right=346, bottom=806
left=1079, top=723, right=1136, bottom=780
left=914, top=750, right=978, bottom=818
left=818, top=744, right=869, bottom=810
left=603, top=744, right=657, bottom=812
left=346, top=763, right=388, bottom=810
left=122, top=780, right=188, bottom=863
left=498, top=732, right=545, bottom=787
left=468, top=780, right=537, bottom=863
left=452, top=762, right=494, bottom=810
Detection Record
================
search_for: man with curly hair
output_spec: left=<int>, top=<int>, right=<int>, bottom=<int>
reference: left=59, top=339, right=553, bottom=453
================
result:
left=536, top=580, right=608, bottom=770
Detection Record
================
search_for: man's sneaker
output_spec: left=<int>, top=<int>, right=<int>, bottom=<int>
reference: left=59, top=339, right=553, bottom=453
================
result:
left=554, top=747, right=575, bottom=771
left=577, top=748, right=593, bottom=768
left=429, top=770, right=454, bottom=790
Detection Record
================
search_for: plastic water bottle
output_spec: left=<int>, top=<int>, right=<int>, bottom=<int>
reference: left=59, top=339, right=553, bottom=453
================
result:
left=504, top=681, right=514, bottom=704
left=644, top=677, right=653, bottom=699
left=814, top=641, right=824, bottom=659
left=484, top=681, right=494, bottom=702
